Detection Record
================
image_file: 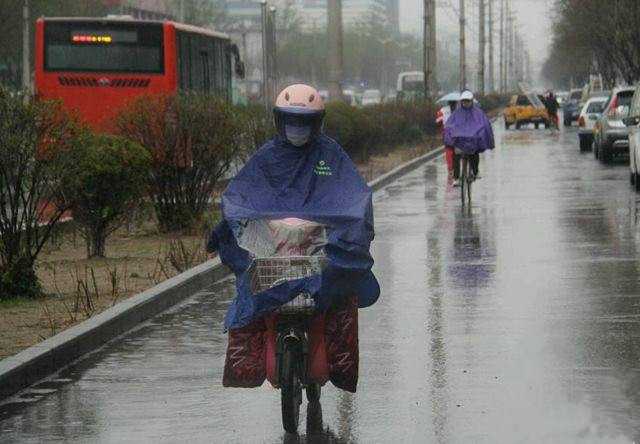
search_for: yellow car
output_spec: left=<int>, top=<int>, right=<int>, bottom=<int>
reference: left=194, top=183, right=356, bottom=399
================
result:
left=504, top=93, right=550, bottom=129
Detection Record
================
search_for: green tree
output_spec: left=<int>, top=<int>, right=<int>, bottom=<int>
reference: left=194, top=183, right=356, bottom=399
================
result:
left=543, top=0, right=640, bottom=88
left=0, top=87, right=79, bottom=299
left=276, top=11, right=433, bottom=93
left=64, top=133, right=150, bottom=258
left=117, top=93, right=242, bottom=233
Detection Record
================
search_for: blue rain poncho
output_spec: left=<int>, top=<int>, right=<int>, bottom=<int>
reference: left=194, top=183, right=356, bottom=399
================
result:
left=208, top=135, right=380, bottom=330
left=444, top=104, right=495, bottom=154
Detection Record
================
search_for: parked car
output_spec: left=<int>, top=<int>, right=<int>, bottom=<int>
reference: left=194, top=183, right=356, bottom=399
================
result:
left=556, top=91, right=568, bottom=106
left=361, top=89, right=382, bottom=106
left=318, top=89, right=329, bottom=101
left=624, top=85, right=640, bottom=190
left=562, top=89, right=583, bottom=126
left=577, top=96, right=608, bottom=151
left=503, top=93, right=549, bottom=129
left=342, top=89, right=358, bottom=106
left=593, top=86, right=635, bottom=163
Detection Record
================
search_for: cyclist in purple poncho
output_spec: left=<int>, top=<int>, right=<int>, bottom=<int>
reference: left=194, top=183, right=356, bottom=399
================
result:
left=444, top=90, right=495, bottom=186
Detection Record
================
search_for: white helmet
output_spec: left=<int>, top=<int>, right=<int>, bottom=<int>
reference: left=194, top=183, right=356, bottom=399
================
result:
left=460, top=90, right=474, bottom=101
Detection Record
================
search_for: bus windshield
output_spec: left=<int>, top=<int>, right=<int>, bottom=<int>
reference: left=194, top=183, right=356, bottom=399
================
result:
left=44, top=21, right=164, bottom=73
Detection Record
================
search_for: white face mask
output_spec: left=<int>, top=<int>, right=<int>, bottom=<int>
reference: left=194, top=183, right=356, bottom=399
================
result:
left=285, top=125, right=312, bottom=147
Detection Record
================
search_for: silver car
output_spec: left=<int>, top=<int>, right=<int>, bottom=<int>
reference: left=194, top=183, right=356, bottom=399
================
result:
left=593, top=86, right=635, bottom=163
left=577, top=97, right=607, bottom=151
left=625, top=85, right=640, bottom=190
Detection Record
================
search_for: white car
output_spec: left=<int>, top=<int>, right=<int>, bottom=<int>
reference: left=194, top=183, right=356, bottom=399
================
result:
left=318, top=89, right=329, bottom=101
left=361, top=89, right=382, bottom=106
left=577, top=97, right=607, bottom=151
left=626, top=85, right=640, bottom=190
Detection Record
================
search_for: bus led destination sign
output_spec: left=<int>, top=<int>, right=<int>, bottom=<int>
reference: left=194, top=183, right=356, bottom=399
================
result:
left=71, top=30, right=138, bottom=44
left=72, top=35, right=112, bottom=43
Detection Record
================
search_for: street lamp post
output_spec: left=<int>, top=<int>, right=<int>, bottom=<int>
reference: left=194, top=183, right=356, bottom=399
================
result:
left=327, top=0, right=344, bottom=101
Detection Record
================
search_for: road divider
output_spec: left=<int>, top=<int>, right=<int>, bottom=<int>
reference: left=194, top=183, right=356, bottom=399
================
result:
left=0, top=145, right=444, bottom=402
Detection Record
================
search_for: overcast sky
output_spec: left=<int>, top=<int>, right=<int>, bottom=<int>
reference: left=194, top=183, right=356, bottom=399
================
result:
left=399, top=0, right=554, bottom=70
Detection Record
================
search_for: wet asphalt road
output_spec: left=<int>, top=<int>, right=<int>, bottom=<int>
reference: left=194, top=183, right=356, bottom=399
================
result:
left=3, top=123, right=640, bottom=443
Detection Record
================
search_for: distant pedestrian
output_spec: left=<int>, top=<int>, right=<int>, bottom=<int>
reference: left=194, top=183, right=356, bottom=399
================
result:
left=544, top=91, right=560, bottom=129
left=436, top=93, right=460, bottom=182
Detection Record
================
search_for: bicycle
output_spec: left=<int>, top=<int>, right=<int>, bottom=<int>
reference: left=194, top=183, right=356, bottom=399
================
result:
left=458, top=151, right=475, bottom=207
left=249, top=256, right=326, bottom=434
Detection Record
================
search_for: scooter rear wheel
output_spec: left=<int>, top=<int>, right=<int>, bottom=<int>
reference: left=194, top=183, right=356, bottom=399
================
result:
left=281, top=344, right=302, bottom=434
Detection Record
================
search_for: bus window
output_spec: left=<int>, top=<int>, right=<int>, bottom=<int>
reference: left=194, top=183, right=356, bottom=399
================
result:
left=221, top=45, right=230, bottom=99
left=201, top=51, right=210, bottom=92
left=215, top=41, right=224, bottom=95
left=177, top=31, right=230, bottom=95
left=44, top=22, right=163, bottom=73
left=178, top=32, right=191, bottom=90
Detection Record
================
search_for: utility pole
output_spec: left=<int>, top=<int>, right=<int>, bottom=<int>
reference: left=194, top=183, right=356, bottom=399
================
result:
left=478, top=0, right=485, bottom=95
left=507, top=2, right=514, bottom=92
left=515, top=34, right=520, bottom=84
left=22, top=0, right=30, bottom=93
left=518, top=35, right=524, bottom=84
left=327, top=0, right=344, bottom=101
left=179, top=0, right=185, bottom=22
left=423, top=0, right=436, bottom=98
left=488, top=0, right=494, bottom=93
left=512, top=32, right=517, bottom=85
left=260, top=1, right=269, bottom=110
left=429, top=0, right=437, bottom=94
left=269, top=6, right=277, bottom=100
left=515, top=34, right=522, bottom=83
left=423, top=0, right=430, bottom=98
left=499, top=0, right=504, bottom=93
left=459, top=0, right=466, bottom=91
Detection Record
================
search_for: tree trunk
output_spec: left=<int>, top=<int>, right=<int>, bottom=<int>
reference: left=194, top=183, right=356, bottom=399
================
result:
left=87, top=226, right=107, bottom=258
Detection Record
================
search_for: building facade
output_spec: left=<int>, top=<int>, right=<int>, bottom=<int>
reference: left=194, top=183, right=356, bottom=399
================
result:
left=288, top=0, right=398, bottom=30
left=223, top=0, right=399, bottom=32
left=102, top=0, right=174, bottom=20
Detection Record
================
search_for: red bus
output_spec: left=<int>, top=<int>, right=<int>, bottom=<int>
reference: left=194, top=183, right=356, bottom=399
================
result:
left=35, top=17, right=244, bottom=130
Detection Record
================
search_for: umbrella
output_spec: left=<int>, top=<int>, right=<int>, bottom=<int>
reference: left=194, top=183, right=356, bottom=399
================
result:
left=436, top=92, right=461, bottom=104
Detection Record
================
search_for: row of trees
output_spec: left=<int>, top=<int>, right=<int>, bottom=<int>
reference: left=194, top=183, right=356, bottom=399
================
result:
left=274, top=3, right=461, bottom=94
left=543, top=0, right=640, bottom=88
left=0, top=89, right=266, bottom=299
left=1, top=86, right=450, bottom=300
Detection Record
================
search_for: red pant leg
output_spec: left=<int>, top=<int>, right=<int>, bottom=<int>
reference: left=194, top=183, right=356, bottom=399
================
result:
left=445, top=147, right=455, bottom=172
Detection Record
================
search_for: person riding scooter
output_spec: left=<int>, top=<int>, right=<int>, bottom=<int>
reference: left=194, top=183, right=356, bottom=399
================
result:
left=206, top=84, right=380, bottom=396
left=445, top=90, right=495, bottom=186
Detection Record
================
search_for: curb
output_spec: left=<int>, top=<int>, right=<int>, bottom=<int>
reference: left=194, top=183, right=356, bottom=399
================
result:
left=0, top=259, right=230, bottom=401
left=368, top=146, right=444, bottom=191
left=0, top=145, right=444, bottom=402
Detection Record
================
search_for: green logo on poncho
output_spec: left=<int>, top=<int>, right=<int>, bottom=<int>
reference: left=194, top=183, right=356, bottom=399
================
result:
left=314, top=160, right=333, bottom=176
